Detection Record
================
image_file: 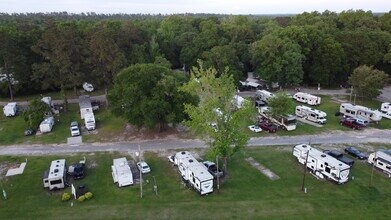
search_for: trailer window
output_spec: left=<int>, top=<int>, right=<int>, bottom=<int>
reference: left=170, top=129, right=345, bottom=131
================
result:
left=378, top=162, right=384, bottom=166
left=50, top=179, right=63, bottom=185
left=325, top=167, right=331, bottom=173
left=386, top=166, right=391, bottom=170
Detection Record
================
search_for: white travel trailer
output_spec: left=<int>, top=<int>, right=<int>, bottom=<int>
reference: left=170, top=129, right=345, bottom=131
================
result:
left=256, top=90, right=275, bottom=103
left=380, top=103, right=391, bottom=119
left=79, top=95, right=93, bottom=120
left=258, top=107, right=296, bottom=131
left=339, top=103, right=382, bottom=123
left=43, top=159, right=67, bottom=190
left=293, top=92, right=321, bottom=106
left=293, top=144, right=350, bottom=184
left=3, top=102, right=17, bottom=117
left=173, top=151, right=214, bottom=195
left=295, top=105, right=327, bottom=124
left=84, top=112, right=96, bottom=131
left=112, top=157, right=133, bottom=187
left=232, top=95, right=247, bottom=109
left=368, top=150, right=391, bottom=176
left=39, top=116, right=55, bottom=133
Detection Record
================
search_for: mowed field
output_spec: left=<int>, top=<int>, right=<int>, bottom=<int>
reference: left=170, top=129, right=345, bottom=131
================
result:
left=0, top=146, right=390, bottom=219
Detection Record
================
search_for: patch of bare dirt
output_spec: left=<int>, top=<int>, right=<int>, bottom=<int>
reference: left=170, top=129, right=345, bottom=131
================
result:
left=0, top=161, right=20, bottom=180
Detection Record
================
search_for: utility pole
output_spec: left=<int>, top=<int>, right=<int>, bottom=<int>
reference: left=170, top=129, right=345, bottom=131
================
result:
left=216, top=155, right=220, bottom=193
left=349, top=86, right=353, bottom=103
left=301, top=149, right=309, bottom=192
left=138, top=145, right=143, bottom=198
left=153, top=176, right=158, bottom=196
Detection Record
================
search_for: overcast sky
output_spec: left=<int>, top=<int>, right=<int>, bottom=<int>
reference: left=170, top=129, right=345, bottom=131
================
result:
left=0, top=0, right=389, bottom=14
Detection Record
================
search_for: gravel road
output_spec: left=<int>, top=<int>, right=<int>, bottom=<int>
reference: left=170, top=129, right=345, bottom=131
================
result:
left=0, top=128, right=390, bottom=156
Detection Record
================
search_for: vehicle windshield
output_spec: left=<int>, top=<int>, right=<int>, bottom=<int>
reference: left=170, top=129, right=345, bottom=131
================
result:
left=287, top=119, right=296, bottom=125
left=71, top=128, right=79, bottom=131
left=142, top=166, right=149, bottom=169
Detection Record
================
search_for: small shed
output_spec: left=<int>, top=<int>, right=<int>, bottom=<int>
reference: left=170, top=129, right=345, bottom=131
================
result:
left=79, top=95, right=92, bottom=119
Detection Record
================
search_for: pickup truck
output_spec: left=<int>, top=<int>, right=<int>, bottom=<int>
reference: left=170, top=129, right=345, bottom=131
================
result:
left=323, top=150, right=355, bottom=166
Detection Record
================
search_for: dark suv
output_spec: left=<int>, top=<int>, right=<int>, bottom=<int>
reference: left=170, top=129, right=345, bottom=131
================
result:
left=259, top=121, right=277, bottom=133
left=324, top=150, right=355, bottom=166
left=340, top=117, right=364, bottom=130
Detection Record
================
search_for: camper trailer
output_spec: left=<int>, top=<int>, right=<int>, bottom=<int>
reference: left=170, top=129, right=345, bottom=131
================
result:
left=3, top=102, right=17, bottom=117
left=380, top=103, right=391, bottom=119
left=295, top=105, right=327, bottom=124
left=232, top=95, right=247, bottom=109
left=258, top=107, right=296, bottom=131
left=43, top=159, right=67, bottom=190
left=293, top=92, right=321, bottom=106
left=368, top=150, right=391, bottom=176
left=255, top=90, right=275, bottom=103
left=84, top=112, right=96, bottom=131
left=293, top=144, right=350, bottom=184
left=79, top=95, right=93, bottom=120
left=111, top=157, right=133, bottom=187
left=39, top=116, right=55, bottom=133
left=172, top=151, right=214, bottom=195
left=339, top=103, right=382, bottom=123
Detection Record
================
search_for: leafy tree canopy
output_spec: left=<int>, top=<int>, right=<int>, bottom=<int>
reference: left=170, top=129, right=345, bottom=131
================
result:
left=348, top=65, right=389, bottom=99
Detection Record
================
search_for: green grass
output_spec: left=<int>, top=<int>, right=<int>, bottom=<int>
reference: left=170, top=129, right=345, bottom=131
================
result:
left=0, top=89, right=105, bottom=102
left=0, top=147, right=390, bottom=219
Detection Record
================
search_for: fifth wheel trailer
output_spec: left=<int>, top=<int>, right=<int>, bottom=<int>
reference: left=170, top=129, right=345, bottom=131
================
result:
left=293, top=92, right=321, bottom=106
left=255, top=90, right=275, bottom=103
left=380, top=103, right=391, bottom=119
left=258, top=107, right=296, bottom=131
left=112, top=157, right=133, bottom=187
left=339, top=103, right=382, bottom=123
left=293, top=144, right=351, bottom=184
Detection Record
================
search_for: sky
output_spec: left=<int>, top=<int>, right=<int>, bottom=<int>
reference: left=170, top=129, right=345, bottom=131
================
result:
left=0, top=0, right=390, bottom=15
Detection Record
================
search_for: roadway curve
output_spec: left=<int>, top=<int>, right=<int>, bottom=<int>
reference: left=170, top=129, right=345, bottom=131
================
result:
left=0, top=128, right=390, bottom=156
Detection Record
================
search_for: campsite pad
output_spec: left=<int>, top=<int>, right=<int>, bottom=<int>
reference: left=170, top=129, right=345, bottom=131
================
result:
left=6, top=161, right=27, bottom=177
left=245, top=157, right=280, bottom=180
left=128, top=160, right=141, bottom=183
left=67, top=136, right=83, bottom=145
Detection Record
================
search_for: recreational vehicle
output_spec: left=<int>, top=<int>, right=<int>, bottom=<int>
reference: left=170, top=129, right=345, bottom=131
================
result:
left=258, top=107, right=296, bottom=131
left=79, top=95, right=93, bottom=120
left=3, top=102, right=17, bottom=117
left=368, top=150, right=391, bottom=176
left=232, top=95, right=247, bottom=109
left=293, top=92, right=321, bottom=106
left=295, top=105, right=327, bottom=124
left=339, top=103, right=382, bottom=123
left=39, top=116, right=55, bottom=133
left=43, top=159, right=67, bottom=190
left=255, top=90, right=274, bottom=103
left=84, top=112, right=96, bottom=131
left=293, top=144, right=350, bottom=184
left=111, top=157, right=133, bottom=187
left=172, top=151, right=214, bottom=195
left=380, top=103, right=391, bottom=119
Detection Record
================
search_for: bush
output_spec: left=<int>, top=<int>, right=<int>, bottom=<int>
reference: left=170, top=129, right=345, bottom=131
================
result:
left=61, top=192, right=71, bottom=201
left=77, top=195, right=86, bottom=202
left=84, top=192, right=93, bottom=199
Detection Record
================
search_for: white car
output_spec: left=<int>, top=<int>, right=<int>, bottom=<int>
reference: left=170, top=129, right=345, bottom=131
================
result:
left=70, top=121, right=80, bottom=136
left=248, top=125, right=262, bottom=133
left=137, top=161, right=151, bottom=174
left=83, top=82, right=94, bottom=92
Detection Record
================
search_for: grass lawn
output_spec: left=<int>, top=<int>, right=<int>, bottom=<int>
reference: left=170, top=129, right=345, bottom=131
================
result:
left=0, top=89, right=105, bottom=102
left=0, top=147, right=390, bottom=219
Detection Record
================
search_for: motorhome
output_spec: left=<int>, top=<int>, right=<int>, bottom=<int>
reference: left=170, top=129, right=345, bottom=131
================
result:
left=84, top=112, right=96, bottom=131
left=258, top=107, right=296, bottom=131
left=43, top=159, right=67, bottom=190
left=39, top=116, right=55, bottom=133
left=368, top=150, right=391, bottom=176
left=111, top=157, right=133, bottom=187
left=79, top=95, right=93, bottom=120
left=172, top=151, right=214, bottom=195
left=293, top=144, right=350, bottom=184
left=339, top=103, right=382, bottom=123
left=3, top=102, right=17, bottom=117
left=256, top=90, right=274, bottom=103
left=295, top=105, right=327, bottom=124
left=293, top=92, right=321, bottom=106
left=380, top=103, right=391, bottom=119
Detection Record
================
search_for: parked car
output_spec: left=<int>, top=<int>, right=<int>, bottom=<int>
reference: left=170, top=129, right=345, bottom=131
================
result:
left=344, top=147, right=367, bottom=160
left=323, top=150, right=355, bottom=166
left=248, top=125, right=262, bottom=133
left=70, top=121, right=80, bottom=136
left=202, top=161, right=224, bottom=178
left=137, top=161, right=151, bottom=174
left=340, top=117, right=364, bottom=130
left=258, top=121, right=277, bottom=133
left=82, top=82, right=94, bottom=92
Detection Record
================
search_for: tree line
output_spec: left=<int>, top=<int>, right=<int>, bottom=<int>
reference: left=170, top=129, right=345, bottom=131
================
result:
left=1, top=10, right=391, bottom=100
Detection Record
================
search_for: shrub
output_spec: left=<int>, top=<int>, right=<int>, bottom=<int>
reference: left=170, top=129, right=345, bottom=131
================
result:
left=61, top=192, right=71, bottom=201
left=84, top=192, right=93, bottom=200
left=77, top=195, right=86, bottom=202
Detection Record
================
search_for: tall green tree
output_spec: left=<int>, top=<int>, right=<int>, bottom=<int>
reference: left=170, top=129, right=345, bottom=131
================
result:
left=267, top=92, right=295, bottom=117
left=348, top=65, right=389, bottom=99
left=22, top=98, right=51, bottom=130
left=181, top=61, right=255, bottom=174
left=109, top=63, right=195, bottom=132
